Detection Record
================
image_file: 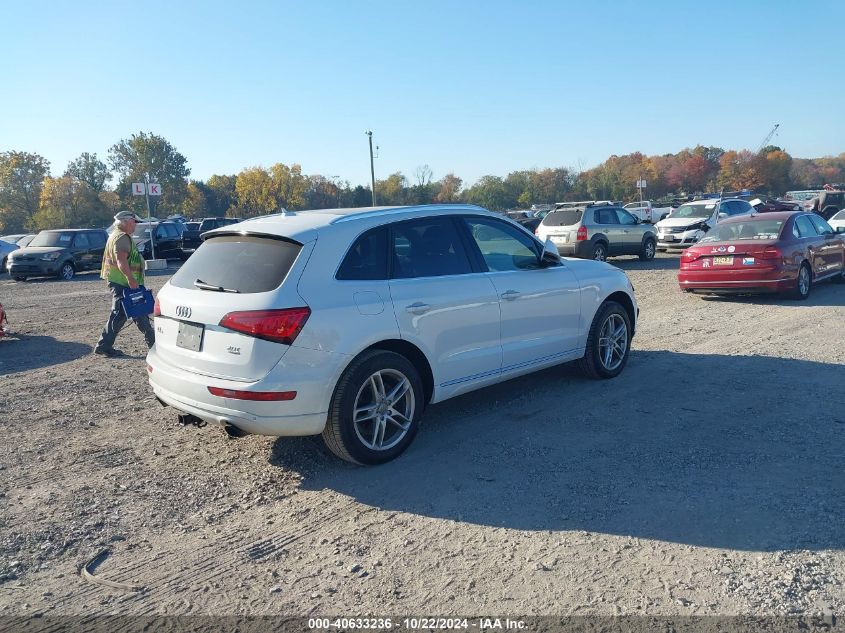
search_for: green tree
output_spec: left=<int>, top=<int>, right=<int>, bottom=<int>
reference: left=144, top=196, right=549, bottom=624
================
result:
left=65, top=152, right=112, bottom=193
left=464, top=175, right=509, bottom=210
left=181, top=181, right=211, bottom=218
left=0, top=151, right=50, bottom=232
left=375, top=173, right=408, bottom=206
left=434, top=173, right=462, bottom=203
left=206, top=174, right=238, bottom=216
left=33, top=175, right=111, bottom=230
left=109, top=132, right=190, bottom=216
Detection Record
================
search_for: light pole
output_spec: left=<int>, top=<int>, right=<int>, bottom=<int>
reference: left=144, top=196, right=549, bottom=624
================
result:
left=366, top=130, right=376, bottom=206
left=144, top=172, right=156, bottom=261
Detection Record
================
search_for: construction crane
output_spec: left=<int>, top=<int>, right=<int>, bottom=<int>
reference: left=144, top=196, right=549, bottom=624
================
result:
left=757, top=123, right=780, bottom=152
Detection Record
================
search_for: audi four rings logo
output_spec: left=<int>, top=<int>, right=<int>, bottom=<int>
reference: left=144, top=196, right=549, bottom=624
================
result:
left=176, top=306, right=192, bottom=319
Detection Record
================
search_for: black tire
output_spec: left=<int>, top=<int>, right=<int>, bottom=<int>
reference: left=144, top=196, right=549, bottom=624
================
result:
left=592, top=242, right=608, bottom=262
left=639, top=238, right=656, bottom=261
left=789, top=262, right=812, bottom=300
left=58, top=261, right=75, bottom=281
left=578, top=301, right=632, bottom=380
left=323, top=350, right=424, bottom=465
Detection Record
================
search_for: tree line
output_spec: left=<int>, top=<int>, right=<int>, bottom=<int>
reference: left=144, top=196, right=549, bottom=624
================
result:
left=1, top=132, right=844, bottom=234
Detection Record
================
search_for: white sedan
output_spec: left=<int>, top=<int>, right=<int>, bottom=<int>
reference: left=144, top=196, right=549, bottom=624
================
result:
left=147, top=204, right=638, bottom=464
left=829, top=209, right=845, bottom=233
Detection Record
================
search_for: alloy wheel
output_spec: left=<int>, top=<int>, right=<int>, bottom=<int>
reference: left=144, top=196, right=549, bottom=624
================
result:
left=597, top=313, right=628, bottom=372
left=798, top=265, right=810, bottom=297
left=593, top=245, right=607, bottom=261
left=60, top=263, right=74, bottom=280
left=352, top=369, right=416, bottom=452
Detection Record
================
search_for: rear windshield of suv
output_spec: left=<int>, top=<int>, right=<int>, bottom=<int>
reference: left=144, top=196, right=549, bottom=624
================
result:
left=170, top=235, right=301, bottom=294
left=542, top=209, right=583, bottom=226
left=29, top=231, right=75, bottom=247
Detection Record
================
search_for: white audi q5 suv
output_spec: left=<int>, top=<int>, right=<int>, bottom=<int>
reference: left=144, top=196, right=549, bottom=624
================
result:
left=147, top=204, right=638, bottom=464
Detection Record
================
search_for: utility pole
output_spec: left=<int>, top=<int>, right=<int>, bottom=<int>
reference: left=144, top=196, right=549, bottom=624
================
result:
left=144, top=172, right=156, bottom=261
left=366, top=130, right=377, bottom=206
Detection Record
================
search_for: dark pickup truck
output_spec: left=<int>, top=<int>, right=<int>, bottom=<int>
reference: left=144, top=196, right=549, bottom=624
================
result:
left=180, top=217, right=242, bottom=255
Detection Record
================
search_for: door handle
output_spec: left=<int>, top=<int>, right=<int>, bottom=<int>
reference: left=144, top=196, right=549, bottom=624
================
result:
left=501, top=290, right=520, bottom=301
left=405, top=302, right=430, bottom=315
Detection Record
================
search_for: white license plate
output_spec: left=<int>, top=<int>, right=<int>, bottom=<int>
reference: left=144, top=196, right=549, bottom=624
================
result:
left=713, top=256, right=734, bottom=265
left=661, top=235, right=676, bottom=242
left=551, top=235, right=568, bottom=243
left=176, top=321, right=204, bottom=352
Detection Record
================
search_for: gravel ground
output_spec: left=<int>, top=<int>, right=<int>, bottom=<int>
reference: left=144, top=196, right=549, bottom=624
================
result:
left=0, top=254, right=843, bottom=618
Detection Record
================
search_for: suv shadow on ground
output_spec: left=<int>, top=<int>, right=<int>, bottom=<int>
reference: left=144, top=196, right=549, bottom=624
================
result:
left=611, top=254, right=680, bottom=272
left=0, top=334, right=92, bottom=373
left=273, top=349, right=845, bottom=553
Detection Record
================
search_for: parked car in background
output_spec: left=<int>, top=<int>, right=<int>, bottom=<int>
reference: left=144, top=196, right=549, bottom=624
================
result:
left=655, top=198, right=754, bottom=250
left=750, top=198, right=801, bottom=213
left=180, top=217, right=242, bottom=255
left=806, top=189, right=845, bottom=220
left=622, top=200, right=672, bottom=224
left=1, top=234, right=28, bottom=244
left=6, top=229, right=108, bottom=281
left=516, top=209, right=551, bottom=233
left=536, top=203, right=657, bottom=261
left=0, top=239, right=18, bottom=273
left=132, top=221, right=186, bottom=260
left=148, top=204, right=638, bottom=465
left=15, top=234, right=36, bottom=248
left=678, top=212, right=845, bottom=299
left=829, top=209, right=845, bottom=233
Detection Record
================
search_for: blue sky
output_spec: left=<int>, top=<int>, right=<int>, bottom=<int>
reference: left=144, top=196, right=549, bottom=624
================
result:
left=2, top=0, right=843, bottom=188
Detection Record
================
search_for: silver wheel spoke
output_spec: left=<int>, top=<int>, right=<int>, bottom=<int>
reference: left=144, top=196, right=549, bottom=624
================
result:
left=371, top=418, right=381, bottom=447
left=370, top=373, right=386, bottom=400
left=385, top=378, right=409, bottom=405
left=354, top=405, right=378, bottom=423
left=386, top=414, right=410, bottom=432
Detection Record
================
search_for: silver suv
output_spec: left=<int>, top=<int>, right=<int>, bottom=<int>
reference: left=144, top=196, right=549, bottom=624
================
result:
left=536, top=204, right=657, bottom=262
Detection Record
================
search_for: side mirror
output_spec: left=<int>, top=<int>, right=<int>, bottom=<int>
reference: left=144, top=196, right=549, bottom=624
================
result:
left=542, top=238, right=561, bottom=265
left=718, top=212, right=728, bottom=220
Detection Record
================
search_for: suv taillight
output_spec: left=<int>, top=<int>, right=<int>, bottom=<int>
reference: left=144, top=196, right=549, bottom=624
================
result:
left=219, top=307, right=311, bottom=345
left=153, top=297, right=161, bottom=317
left=576, top=226, right=588, bottom=241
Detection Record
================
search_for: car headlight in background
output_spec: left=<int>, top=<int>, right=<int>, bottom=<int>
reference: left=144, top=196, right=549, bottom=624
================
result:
left=39, top=252, right=61, bottom=261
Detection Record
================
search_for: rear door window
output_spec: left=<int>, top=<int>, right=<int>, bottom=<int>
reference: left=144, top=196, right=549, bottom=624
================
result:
left=594, top=208, right=619, bottom=225
left=163, top=224, right=180, bottom=238
left=170, top=235, right=302, bottom=293
left=88, top=231, right=107, bottom=247
left=337, top=227, right=388, bottom=280
left=794, top=215, right=818, bottom=238
left=391, top=217, right=472, bottom=279
left=73, top=233, right=90, bottom=248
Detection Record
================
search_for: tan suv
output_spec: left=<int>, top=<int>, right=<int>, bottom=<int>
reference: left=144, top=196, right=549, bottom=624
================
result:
left=536, top=204, right=657, bottom=261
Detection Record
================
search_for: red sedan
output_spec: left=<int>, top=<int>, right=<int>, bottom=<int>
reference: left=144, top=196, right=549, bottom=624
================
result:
left=678, top=211, right=845, bottom=299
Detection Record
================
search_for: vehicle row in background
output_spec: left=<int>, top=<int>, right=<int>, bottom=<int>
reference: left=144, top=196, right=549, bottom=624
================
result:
left=6, top=229, right=108, bottom=281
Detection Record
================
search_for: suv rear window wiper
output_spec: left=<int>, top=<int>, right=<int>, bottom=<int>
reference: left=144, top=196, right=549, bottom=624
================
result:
left=193, top=278, right=240, bottom=293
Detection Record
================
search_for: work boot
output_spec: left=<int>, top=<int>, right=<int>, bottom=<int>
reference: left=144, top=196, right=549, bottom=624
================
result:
left=94, top=347, right=124, bottom=358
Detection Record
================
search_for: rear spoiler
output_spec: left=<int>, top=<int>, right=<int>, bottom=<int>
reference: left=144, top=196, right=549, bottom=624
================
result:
left=201, top=230, right=304, bottom=247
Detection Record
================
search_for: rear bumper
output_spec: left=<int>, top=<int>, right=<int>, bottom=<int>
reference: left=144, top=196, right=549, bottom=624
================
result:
left=146, top=344, right=351, bottom=436
left=553, top=240, right=594, bottom=258
left=678, top=267, right=793, bottom=293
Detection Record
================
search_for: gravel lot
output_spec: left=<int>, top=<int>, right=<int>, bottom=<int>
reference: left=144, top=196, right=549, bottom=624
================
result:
left=0, top=254, right=843, bottom=618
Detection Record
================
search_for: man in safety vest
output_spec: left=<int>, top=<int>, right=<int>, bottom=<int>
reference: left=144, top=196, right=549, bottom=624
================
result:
left=94, top=210, right=155, bottom=357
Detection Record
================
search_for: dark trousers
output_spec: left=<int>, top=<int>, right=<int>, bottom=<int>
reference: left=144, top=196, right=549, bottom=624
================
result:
left=96, top=282, right=155, bottom=350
